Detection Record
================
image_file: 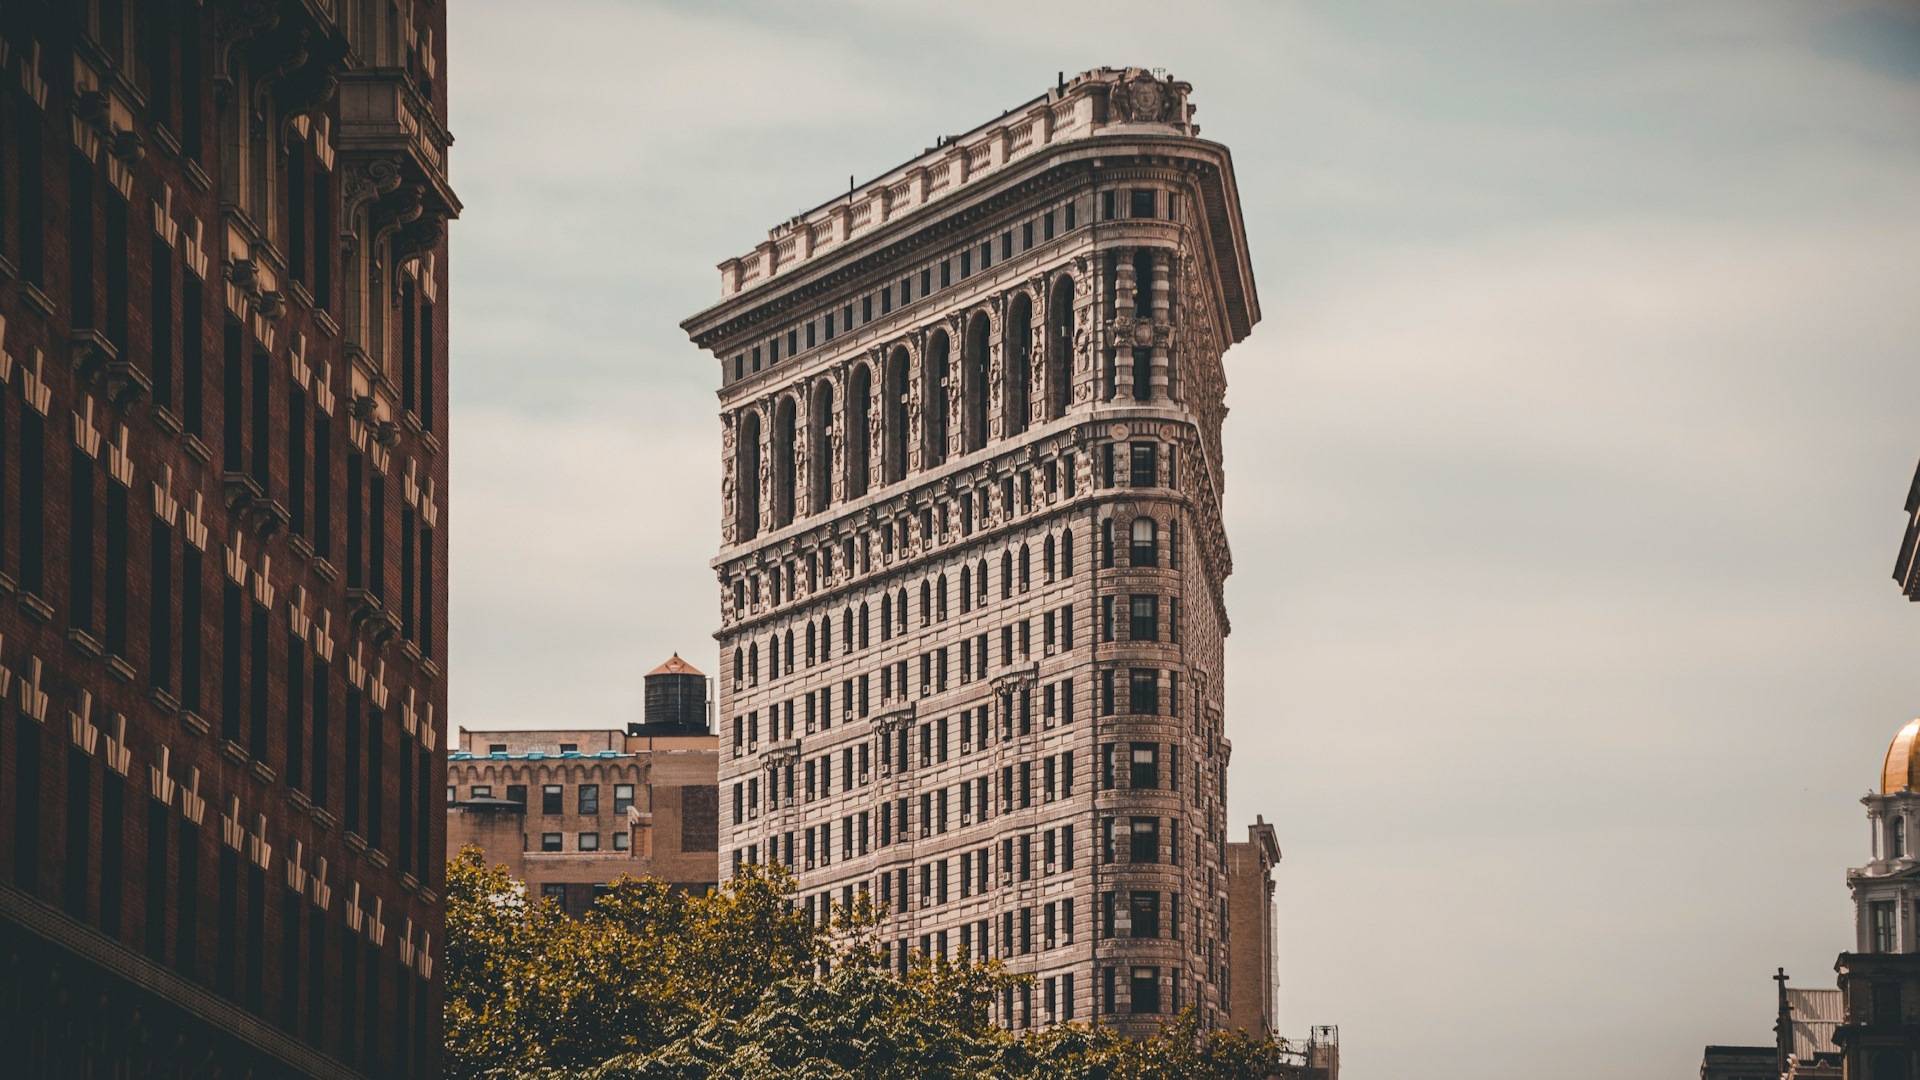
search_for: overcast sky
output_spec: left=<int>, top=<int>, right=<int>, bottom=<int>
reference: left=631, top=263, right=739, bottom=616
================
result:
left=448, top=2, right=1920, bottom=1075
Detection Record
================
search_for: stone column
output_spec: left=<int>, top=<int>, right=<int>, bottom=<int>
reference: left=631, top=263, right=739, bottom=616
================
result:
left=792, top=379, right=813, bottom=520
left=1113, top=253, right=1137, bottom=401
left=1150, top=249, right=1171, bottom=401
left=986, top=295, right=1006, bottom=443
left=757, top=399, right=776, bottom=537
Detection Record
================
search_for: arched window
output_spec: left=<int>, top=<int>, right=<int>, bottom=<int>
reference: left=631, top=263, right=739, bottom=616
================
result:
left=767, top=634, right=780, bottom=679
left=848, top=364, right=872, bottom=498
left=784, top=630, right=794, bottom=673
left=773, top=397, right=797, bottom=528
left=881, top=594, right=893, bottom=641
left=733, top=648, right=744, bottom=689
left=858, top=603, right=870, bottom=649
left=936, top=575, right=948, bottom=620
left=736, top=411, right=762, bottom=540
left=920, top=581, right=932, bottom=627
left=1006, top=292, right=1033, bottom=437
left=1001, top=552, right=1013, bottom=599
left=977, top=559, right=989, bottom=603
left=925, top=333, right=951, bottom=467
left=1043, top=536, right=1057, bottom=581
left=885, top=347, right=910, bottom=484
left=1062, top=529, right=1075, bottom=577
left=747, top=642, right=760, bottom=685
left=810, top=381, right=835, bottom=515
left=1131, top=518, right=1158, bottom=567
left=960, top=566, right=972, bottom=612
left=1019, top=544, right=1031, bottom=591
left=896, top=588, right=908, bottom=633
left=1047, top=277, right=1074, bottom=419
left=1101, top=520, right=1115, bottom=568
left=842, top=607, right=854, bottom=650
left=964, top=313, right=990, bottom=452
left=806, top=622, right=817, bottom=666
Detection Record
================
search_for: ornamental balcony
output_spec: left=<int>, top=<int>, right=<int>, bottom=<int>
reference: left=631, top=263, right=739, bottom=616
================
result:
left=336, top=69, right=461, bottom=222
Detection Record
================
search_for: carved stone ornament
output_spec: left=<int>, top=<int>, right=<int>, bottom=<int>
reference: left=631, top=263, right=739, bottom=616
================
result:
left=1112, top=73, right=1167, bottom=123
left=341, top=155, right=404, bottom=217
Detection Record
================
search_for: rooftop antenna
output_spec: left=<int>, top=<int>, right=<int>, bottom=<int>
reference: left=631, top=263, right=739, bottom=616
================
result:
left=848, top=174, right=855, bottom=204
left=1058, top=70, right=1066, bottom=93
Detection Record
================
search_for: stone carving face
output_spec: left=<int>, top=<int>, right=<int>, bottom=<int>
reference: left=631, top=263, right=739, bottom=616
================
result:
left=1124, top=76, right=1164, bottom=122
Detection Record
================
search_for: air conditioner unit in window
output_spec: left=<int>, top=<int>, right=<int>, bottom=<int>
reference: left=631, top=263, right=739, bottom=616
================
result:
left=921, top=894, right=932, bottom=909
left=1044, top=860, right=1056, bottom=875
left=961, top=811, right=973, bottom=826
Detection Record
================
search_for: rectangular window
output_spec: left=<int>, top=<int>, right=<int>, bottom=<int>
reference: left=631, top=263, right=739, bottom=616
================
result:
left=542, top=785, right=563, bottom=815
left=1066, top=199, right=1077, bottom=230
left=1130, top=817, right=1160, bottom=864
left=1132, top=189, right=1157, bottom=219
left=1873, top=900, right=1898, bottom=952
left=1130, top=669, right=1159, bottom=715
left=541, top=833, right=563, bottom=852
left=1130, top=442, right=1157, bottom=487
left=1129, top=595, right=1158, bottom=641
left=1043, top=211, right=1055, bottom=240
left=1130, top=743, right=1159, bottom=789
left=579, top=784, right=599, bottom=815
left=614, top=784, right=635, bottom=814
left=1022, top=222, right=1033, bottom=250
left=578, top=832, right=600, bottom=851
left=1130, top=967, right=1161, bottom=1013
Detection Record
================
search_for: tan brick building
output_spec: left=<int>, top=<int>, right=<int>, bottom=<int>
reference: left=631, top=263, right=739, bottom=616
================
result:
left=1225, top=817, right=1281, bottom=1037
left=682, top=67, right=1259, bottom=1032
left=446, top=657, right=719, bottom=913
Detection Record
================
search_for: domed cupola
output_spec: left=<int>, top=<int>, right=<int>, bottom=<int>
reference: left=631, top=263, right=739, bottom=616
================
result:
left=1851, top=718, right=1920, bottom=954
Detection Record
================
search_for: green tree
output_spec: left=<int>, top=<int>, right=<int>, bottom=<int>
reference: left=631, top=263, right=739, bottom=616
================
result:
left=443, top=848, right=1291, bottom=1080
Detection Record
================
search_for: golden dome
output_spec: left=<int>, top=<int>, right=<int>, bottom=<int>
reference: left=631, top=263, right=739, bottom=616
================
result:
left=1883, top=718, right=1920, bottom=794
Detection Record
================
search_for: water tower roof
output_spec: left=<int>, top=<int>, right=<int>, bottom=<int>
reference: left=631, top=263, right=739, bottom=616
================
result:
left=648, top=653, right=704, bottom=677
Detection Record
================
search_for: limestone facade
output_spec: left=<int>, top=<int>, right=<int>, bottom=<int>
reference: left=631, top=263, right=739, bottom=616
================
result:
left=682, top=67, right=1259, bottom=1033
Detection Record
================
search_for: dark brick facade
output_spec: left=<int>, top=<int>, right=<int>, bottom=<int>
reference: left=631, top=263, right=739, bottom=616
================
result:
left=0, top=2, right=454, bottom=1076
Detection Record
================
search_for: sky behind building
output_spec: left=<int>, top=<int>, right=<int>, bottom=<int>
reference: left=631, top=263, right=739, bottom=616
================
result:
left=448, top=2, right=1920, bottom=1075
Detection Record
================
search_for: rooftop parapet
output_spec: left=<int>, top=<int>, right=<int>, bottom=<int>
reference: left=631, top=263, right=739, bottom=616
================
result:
left=715, top=67, right=1197, bottom=300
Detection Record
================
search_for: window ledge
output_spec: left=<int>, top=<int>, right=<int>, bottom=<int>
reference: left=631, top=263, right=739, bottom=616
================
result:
left=19, top=283, right=54, bottom=317
left=15, top=592, right=50, bottom=622
left=248, top=760, right=276, bottom=785
left=182, top=434, right=212, bottom=464
left=220, top=740, right=248, bottom=765
left=66, top=626, right=103, bottom=656
left=179, top=709, right=210, bottom=736
left=106, top=655, right=135, bottom=683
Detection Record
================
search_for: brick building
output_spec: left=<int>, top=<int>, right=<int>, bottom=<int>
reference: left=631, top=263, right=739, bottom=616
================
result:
left=447, top=656, right=721, bottom=913
left=682, top=67, right=1260, bottom=1032
left=0, top=2, right=454, bottom=1076
left=1224, top=816, right=1280, bottom=1036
